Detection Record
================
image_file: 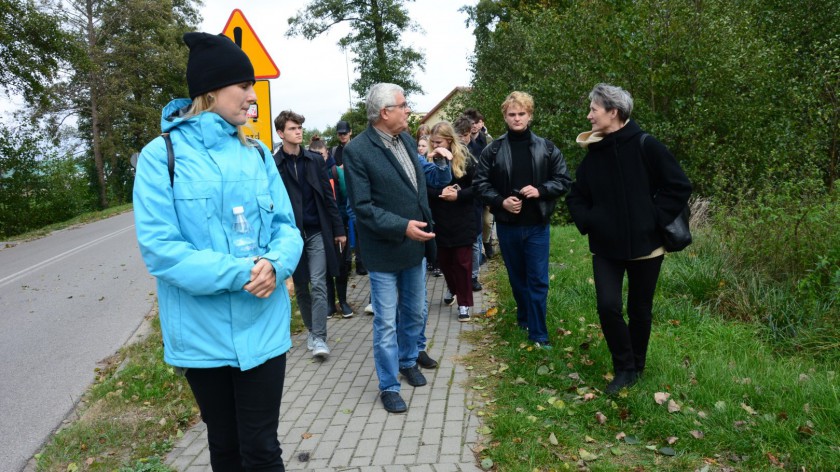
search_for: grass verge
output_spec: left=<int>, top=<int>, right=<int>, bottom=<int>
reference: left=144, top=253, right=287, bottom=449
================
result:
left=2, top=204, right=134, bottom=244
left=34, top=297, right=305, bottom=471
left=465, top=225, right=839, bottom=471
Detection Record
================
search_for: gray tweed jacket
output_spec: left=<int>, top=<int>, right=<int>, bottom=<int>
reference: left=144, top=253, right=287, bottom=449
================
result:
left=343, top=125, right=434, bottom=273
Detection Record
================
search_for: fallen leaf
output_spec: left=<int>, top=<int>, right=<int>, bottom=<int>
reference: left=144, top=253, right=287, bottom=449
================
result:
left=654, top=392, right=671, bottom=405
left=645, top=445, right=657, bottom=451
left=689, top=430, right=705, bottom=439
left=301, top=432, right=313, bottom=439
left=798, top=373, right=809, bottom=382
left=514, top=377, right=528, bottom=385
left=584, top=435, right=595, bottom=443
left=536, top=405, right=546, bottom=411
left=610, top=446, right=624, bottom=456
left=526, top=415, right=537, bottom=423
left=715, top=400, right=726, bottom=411
left=733, top=420, right=748, bottom=428
left=568, top=372, right=581, bottom=381
left=85, top=458, right=94, bottom=466
left=797, top=425, right=816, bottom=437
left=666, top=436, right=678, bottom=444
left=740, top=403, right=757, bottom=415
left=579, top=448, right=599, bottom=461
left=537, top=365, right=550, bottom=375
left=67, top=464, right=79, bottom=472
left=549, top=432, right=559, bottom=445
left=603, top=372, right=614, bottom=381
left=697, top=410, right=708, bottom=419
left=480, top=458, right=494, bottom=470
left=767, top=452, right=783, bottom=467
left=485, top=307, right=498, bottom=317
left=615, top=432, right=626, bottom=440
left=595, top=411, right=607, bottom=424
left=583, top=393, right=596, bottom=402
left=668, top=399, right=681, bottom=413
left=659, top=447, right=676, bottom=456
left=472, top=385, right=485, bottom=390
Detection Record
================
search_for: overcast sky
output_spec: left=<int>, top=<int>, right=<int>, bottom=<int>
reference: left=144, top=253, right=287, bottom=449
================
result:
left=198, top=0, right=478, bottom=133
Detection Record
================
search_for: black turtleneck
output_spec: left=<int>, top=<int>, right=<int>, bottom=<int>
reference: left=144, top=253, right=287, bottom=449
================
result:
left=508, top=127, right=542, bottom=225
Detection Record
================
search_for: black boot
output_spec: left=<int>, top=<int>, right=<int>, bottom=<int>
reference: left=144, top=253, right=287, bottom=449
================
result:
left=606, top=370, right=638, bottom=395
left=484, top=241, right=494, bottom=259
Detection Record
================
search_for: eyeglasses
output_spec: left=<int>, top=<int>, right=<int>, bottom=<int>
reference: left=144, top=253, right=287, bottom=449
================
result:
left=385, top=102, right=410, bottom=110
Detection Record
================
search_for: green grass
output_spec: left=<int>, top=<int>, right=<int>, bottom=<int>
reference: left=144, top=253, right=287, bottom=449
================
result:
left=3, top=204, right=133, bottom=243
left=466, top=225, right=840, bottom=471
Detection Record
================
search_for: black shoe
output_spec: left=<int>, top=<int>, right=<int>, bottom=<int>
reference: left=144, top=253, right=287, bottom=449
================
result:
left=417, top=350, right=438, bottom=369
left=356, top=267, right=368, bottom=276
left=480, top=253, right=487, bottom=265
left=399, top=365, right=427, bottom=387
left=380, top=391, right=407, bottom=413
left=606, top=370, right=639, bottom=395
left=339, top=302, right=355, bottom=318
left=432, top=268, right=442, bottom=277
left=484, top=242, right=495, bottom=259
left=443, top=290, right=455, bottom=306
left=472, top=277, right=482, bottom=292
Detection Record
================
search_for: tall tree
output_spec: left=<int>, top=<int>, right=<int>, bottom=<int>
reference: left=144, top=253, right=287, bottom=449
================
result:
left=0, top=0, right=76, bottom=108
left=49, top=0, right=197, bottom=208
left=286, top=0, right=425, bottom=99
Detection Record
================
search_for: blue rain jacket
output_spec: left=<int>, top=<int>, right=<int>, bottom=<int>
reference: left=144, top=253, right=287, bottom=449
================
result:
left=133, top=99, right=303, bottom=370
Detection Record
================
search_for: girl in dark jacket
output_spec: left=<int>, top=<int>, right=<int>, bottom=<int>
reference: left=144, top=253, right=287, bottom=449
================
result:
left=566, top=83, right=692, bottom=394
left=427, top=121, right=479, bottom=322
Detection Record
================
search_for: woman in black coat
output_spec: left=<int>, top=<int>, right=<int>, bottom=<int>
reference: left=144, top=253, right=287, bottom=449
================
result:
left=426, top=121, right=479, bottom=322
left=566, top=83, right=692, bottom=394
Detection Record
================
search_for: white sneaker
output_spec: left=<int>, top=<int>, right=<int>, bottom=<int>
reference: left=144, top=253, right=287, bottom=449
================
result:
left=364, top=303, right=374, bottom=315
left=312, top=338, right=330, bottom=359
left=306, top=332, right=315, bottom=350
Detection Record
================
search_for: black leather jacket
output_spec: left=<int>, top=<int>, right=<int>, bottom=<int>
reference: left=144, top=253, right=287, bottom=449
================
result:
left=474, top=131, right=572, bottom=224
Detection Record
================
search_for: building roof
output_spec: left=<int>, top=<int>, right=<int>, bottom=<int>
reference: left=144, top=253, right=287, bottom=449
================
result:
left=419, top=86, right=472, bottom=125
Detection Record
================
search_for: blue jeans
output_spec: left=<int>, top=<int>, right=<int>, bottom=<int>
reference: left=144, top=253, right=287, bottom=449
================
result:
left=418, top=258, right=430, bottom=351
left=291, top=232, right=328, bottom=341
left=472, top=234, right=482, bottom=279
left=496, top=223, right=550, bottom=343
left=369, top=262, right=426, bottom=393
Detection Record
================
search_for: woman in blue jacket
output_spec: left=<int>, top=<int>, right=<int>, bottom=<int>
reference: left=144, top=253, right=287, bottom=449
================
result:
left=133, top=32, right=302, bottom=472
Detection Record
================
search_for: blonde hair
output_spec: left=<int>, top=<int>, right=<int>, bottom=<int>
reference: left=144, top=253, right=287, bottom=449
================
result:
left=501, top=91, right=535, bottom=116
left=184, top=92, right=253, bottom=146
left=430, top=121, right=471, bottom=179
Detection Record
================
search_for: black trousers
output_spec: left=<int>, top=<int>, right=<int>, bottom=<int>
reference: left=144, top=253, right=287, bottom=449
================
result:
left=185, top=354, right=286, bottom=472
left=592, top=254, right=664, bottom=373
left=327, top=227, right=352, bottom=306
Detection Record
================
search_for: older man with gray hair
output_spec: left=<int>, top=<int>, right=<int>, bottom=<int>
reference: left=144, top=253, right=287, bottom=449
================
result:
left=343, top=83, right=436, bottom=413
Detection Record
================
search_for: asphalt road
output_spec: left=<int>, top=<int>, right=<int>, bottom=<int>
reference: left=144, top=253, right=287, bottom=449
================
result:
left=0, top=211, right=157, bottom=472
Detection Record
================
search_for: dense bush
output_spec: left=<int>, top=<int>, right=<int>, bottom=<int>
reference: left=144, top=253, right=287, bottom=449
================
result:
left=0, top=126, right=93, bottom=238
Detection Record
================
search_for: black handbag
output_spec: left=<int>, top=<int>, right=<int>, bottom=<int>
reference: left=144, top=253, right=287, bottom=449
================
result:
left=640, top=134, right=692, bottom=252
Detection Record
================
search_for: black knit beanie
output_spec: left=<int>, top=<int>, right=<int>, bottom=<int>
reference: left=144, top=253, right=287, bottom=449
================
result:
left=183, top=32, right=255, bottom=99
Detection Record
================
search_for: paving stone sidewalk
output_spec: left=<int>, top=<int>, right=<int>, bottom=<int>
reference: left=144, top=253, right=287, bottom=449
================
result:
left=166, top=270, right=489, bottom=472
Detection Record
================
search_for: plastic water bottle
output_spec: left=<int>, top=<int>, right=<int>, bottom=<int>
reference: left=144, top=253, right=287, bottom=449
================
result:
left=231, top=206, right=258, bottom=258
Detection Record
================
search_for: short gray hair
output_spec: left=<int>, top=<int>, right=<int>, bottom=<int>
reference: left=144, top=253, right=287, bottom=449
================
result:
left=366, top=83, right=404, bottom=125
left=589, top=83, right=634, bottom=121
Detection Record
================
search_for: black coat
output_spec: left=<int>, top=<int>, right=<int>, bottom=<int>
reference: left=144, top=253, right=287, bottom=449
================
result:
left=427, top=159, right=479, bottom=248
left=273, top=148, right=345, bottom=277
left=566, top=120, right=692, bottom=260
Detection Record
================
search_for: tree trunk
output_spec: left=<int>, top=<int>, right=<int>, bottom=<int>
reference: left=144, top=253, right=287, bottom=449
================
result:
left=86, top=0, right=107, bottom=208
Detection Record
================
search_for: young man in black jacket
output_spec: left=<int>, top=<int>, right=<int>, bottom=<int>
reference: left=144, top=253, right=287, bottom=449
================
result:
left=474, top=92, right=572, bottom=349
left=273, top=110, right=346, bottom=360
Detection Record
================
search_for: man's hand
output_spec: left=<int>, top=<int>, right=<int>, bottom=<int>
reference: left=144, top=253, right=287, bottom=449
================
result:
left=405, top=220, right=435, bottom=241
left=502, top=196, right=522, bottom=214
left=518, top=185, right=540, bottom=199
left=244, top=258, right=276, bottom=298
left=334, top=235, right=347, bottom=249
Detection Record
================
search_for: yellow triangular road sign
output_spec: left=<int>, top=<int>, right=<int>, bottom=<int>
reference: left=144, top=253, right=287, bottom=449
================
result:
left=221, top=9, right=280, bottom=79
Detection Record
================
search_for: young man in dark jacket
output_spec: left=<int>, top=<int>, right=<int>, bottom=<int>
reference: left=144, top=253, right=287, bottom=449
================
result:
left=273, top=110, right=346, bottom=360
left=474, top=91, right=572, bottom=349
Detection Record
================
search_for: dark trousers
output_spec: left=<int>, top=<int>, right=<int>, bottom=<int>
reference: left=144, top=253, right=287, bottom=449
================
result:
left=592, top=254, right=664, bottom=373
left=437, top=245, right=474, bottom=307
left=327, top=227, right=352, bottom=306
left=496, top=223, right=550, bottom=343
left=185, top=354, right=287, bottom=472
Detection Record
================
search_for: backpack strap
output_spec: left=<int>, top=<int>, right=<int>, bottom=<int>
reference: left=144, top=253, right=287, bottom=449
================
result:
left=162, top=133, right=265, bottom=187
left=162, top=133, right=175, bottom=187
